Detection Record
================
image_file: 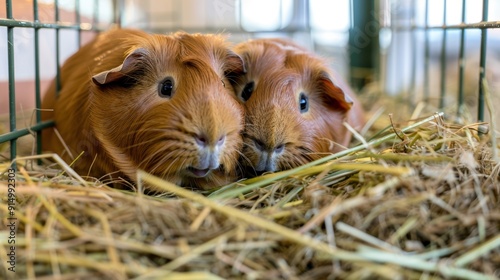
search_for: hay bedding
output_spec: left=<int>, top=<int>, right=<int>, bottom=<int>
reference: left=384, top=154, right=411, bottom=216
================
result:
left=1, top=111, right=499, bottom=279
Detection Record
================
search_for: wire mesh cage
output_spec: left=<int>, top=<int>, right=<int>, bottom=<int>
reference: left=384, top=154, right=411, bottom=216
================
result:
left=0, top=0, right=500, bottom=278
left=0, top=0, right=117, bottom=161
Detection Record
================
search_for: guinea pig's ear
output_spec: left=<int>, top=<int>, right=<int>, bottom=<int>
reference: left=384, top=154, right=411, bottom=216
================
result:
left=92, top=48, right=147, bottom=85
left=224, top=50, right=246, bottom=76
left=317, top=71, right=353, bottom=111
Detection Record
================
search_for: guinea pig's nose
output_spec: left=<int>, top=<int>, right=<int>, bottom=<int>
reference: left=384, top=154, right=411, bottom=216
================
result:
left=195, top=134, right=208, bottom=147
left=253, top=138, right=284, bottom=154
left=274, top=144, right=285, bottom=154
left=217, top=135, right=225, bottom=146
left=195, top=134, right=226, bottom=147
left=253, top=138, right=265, bottom=151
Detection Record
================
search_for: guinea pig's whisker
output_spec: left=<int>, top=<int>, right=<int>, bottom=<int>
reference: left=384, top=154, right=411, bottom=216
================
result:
left=97, top=170, right=122, bottom=182
left=178, top=158, right=189, bottom=175
left=227, top=78, right=245, bottom=88
left=140, top=147, right=183, bottom=172
left=236, top=149, right=254, bottom=168
left=159, top=157, right=188, bottom=182
left=138, top=146, right=176, bottom=172
left=235, top=160, right=246, bottom=177
left=241, top=141, right=256, bottom=149
left=119, top=126, right=184, bottom=139
left=282, top=161, right=293, bottom=172
left=122, top=135, right=171, bottom=149
left=142, top=128, right=186, bottom=134
left=129, top=136, right=188, bottom=150
left=279, top=153, right=293, bottom=170
left=158, top=157, right=182, bottom=179
left=228, top=76, right=245, bottom=84
left=150, top=155, right=181, bottom=178
left=124, top=125, right=184, bottom=135
left=160, top=151, right=192, bottom=176
left=298, top=146, right=314, bottom=155
left=280, top=149, right=311, bottom=170
left=134, top=130, right=190, bottom=150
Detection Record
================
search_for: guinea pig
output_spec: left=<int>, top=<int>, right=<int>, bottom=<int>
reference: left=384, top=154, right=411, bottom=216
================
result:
left=230, top=38, right=365, bottom=175
left=41, top=28, right=246, bottom=190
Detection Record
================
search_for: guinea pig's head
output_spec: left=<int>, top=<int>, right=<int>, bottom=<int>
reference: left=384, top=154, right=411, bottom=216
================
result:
left=89, top=32, right=245, bottom=190
left=231, top=39, right=353, bottom=175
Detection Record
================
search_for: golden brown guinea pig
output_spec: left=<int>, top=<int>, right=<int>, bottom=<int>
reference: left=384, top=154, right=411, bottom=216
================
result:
left=41, top=28, right=246, bottom=190
left=230, top=38, right=365, bottom=175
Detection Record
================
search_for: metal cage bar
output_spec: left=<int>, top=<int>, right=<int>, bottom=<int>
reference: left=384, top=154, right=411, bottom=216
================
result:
left=391, top=21, right=500, bottom=31
left=34, top=0, right=42, bottom=158
left=94, top=0, right=100, bottom=27
left=6, top=0, right=16, bottom=165
left=0, top=19, right=96, bottom=30
left=114, top=0, right=124, bottom=28
left=409, top=0, right=417, bottom=108
left=457, top=0, right=467, bottom=118
left=478, top=0, right=489, bottom=123
left=55, top=0, right=61, bottom=95
left=423, top=0, right=430, bottom=102
left=76, top=0, right=82, bottom=47
left=439, top=0, right=447, bottom=109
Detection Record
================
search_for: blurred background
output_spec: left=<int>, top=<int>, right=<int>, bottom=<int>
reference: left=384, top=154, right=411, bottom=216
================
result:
left=1, top=0, right=500, bottom=121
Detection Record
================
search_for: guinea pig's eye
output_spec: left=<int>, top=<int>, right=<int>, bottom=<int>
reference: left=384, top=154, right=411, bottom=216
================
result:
left=241, top=81, right=254, bottom=101
left=158, top=77, right=175, bottom=98
left=299, top=92, right=309, bottom=113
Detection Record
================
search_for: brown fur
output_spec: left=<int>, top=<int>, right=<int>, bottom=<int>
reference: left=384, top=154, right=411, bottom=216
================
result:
left=42, top=29, right=245, bottom=190
left=231, top=38, right=365, bottom=175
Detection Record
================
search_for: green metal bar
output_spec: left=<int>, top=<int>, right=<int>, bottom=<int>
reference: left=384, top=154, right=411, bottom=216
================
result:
left=55, top=0, right=61, bottom=95
left=6, top=0, right=17, bottom=165
left=409, top=0, right=417, bottom=108
left=386, top=21, right=500, bottom=31
left=439, top=0, right=447, bottom=109
left=457, top=0, right=467, bottom=119
left=76, top=0, right=82, bottom=46
left=115, top=0, right=124, bottom=27
left=0, top=121, right=56, bottom=143
left=348, top=0, right=379, bottom=91
left=429, top=21, right=500, bottom=29
left=478, top=0, right=489, bottom=122
left=33, top=0, right=43, bottom=160
left=423, top=0, right=430, bottom=102
left=94, top=0, right=99, bottom=26
left=0, top=19, right=96, bottom=30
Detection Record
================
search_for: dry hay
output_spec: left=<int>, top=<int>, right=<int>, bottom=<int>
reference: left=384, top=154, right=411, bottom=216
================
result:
left=0, top=111, right=499, bottom=279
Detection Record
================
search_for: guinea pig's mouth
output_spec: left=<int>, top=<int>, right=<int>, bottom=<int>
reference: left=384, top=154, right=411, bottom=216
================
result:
left=187, top=167, right=211, bottom=178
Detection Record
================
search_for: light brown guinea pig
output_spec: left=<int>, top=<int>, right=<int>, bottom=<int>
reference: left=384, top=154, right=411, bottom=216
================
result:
left=231, top=38, right=365, bottom=175
left=41, top=28, right=246, bottom=190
